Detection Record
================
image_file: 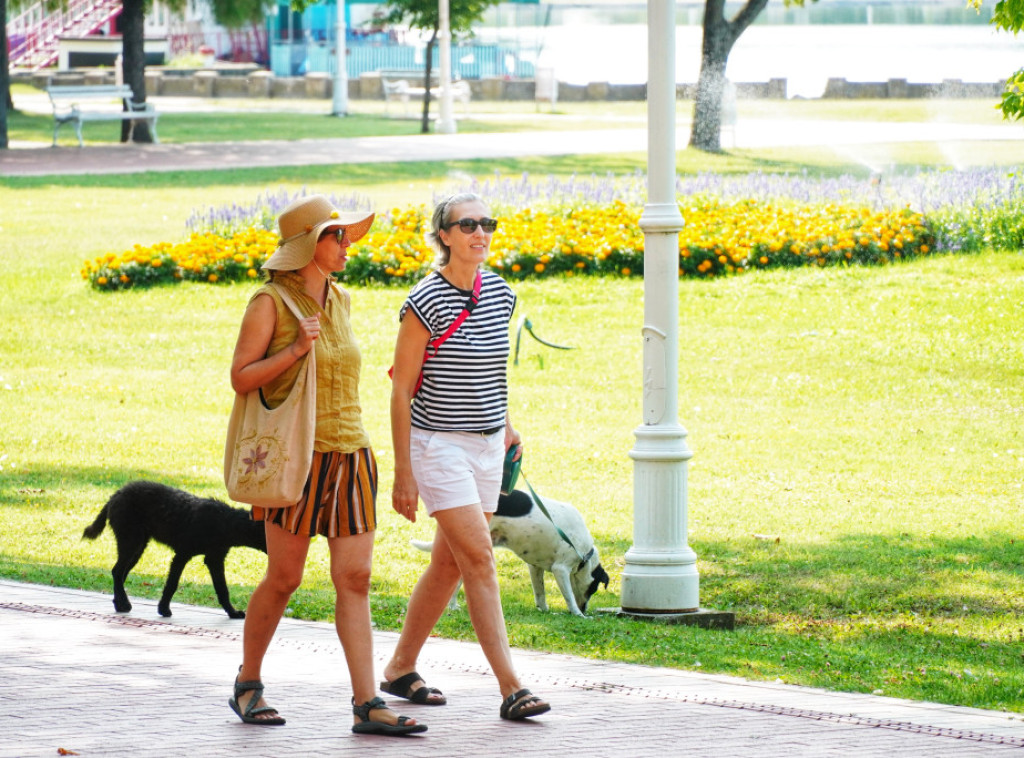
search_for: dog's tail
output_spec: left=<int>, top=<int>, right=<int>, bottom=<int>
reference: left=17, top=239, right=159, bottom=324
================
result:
left=410, top=539, right=432, bottom=553
left=82, top=504, right=109, bottom=540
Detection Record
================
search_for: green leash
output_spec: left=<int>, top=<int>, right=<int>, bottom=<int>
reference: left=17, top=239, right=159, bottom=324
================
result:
left=514, top=315, right=574, bottom=366
left=519, top=471, right=592, bottom=567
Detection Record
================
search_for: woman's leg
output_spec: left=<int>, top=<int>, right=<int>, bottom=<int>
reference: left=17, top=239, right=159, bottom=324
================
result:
left=235, top=521, right=310, bottom=718
left=381, top=525, right=462, bottom=698
left=328, top=531, right=423, bottom=728
left=431, top=506, right=526, bottom=700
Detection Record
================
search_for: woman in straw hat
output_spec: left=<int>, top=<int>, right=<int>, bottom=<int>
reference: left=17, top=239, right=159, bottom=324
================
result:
left=227, top=194, right=426, bottom=736
left=381, top=192, right=551, bottom=721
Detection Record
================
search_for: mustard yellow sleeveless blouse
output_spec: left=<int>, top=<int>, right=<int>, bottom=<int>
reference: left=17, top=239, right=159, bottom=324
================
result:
left=249, top=272, right=370, bottom=454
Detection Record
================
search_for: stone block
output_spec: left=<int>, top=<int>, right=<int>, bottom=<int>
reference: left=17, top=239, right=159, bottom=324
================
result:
left=159, top=76, right=192, bottom=96
left=271, top=77, right=306, bottom=99
left=193, top=70, right=217, bottom=97
left=144, top=70, right=164, bottom=95
left=478, top=77, right=505, bottom=100
left=557, top=83, right=586, bottom=102
left=248, top=70, right=273, bottom=98
left=305, top=72, right=332, bottom=99
left=47, top=73, right=86, bottom=87
left=358, top=72, right=382, bottom=99
left=214, top=76, right=248, bottom=97
left=83, top=70, right=114, bottom=86
left=887, top=78, right=909, bottom=98
left=502, top=80, right=532, bottom=100
left=766, top=78, right=787, bottom=99
left=609, top=83, right=645, bottom=101
left=822, top=77, right=848, bottom=98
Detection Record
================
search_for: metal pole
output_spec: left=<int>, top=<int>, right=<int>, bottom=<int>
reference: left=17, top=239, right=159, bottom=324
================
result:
left=332, top=0, right=348, bottom=116
left=437, top=0, right=456, bottom=134
left=619, top=0, right=699, bottom=614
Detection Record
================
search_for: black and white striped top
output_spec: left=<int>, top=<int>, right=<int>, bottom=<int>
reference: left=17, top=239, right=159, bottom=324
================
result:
left=400, top=270, right=517, bottom=432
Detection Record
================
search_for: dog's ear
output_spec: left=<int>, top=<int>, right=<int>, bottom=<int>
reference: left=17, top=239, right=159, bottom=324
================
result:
left=595, top=565, right=610, bottom=588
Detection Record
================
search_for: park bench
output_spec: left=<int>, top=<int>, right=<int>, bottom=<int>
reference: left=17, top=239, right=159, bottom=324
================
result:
left=46, top=84, right=160, bottom=147
left=379, top=69, right=470, bottom=117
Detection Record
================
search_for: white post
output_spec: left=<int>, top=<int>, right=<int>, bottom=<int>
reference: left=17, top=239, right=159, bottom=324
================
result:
left=437, top=0, right=457, bottom=134
left=619, top=0, right=699, bottom=614
left=332, top=0, right=348, bottom=117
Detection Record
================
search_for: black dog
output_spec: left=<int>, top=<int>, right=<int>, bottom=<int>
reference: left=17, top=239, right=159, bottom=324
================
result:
left=82, top=480, right=267, bottom=619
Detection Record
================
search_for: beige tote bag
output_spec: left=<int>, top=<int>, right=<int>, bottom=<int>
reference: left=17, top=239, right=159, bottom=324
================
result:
left=224, top=285, right=316, bottom=507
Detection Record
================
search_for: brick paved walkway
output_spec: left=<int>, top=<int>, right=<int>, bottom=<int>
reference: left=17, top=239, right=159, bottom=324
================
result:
left=3, top=580, right=1023, bottom=758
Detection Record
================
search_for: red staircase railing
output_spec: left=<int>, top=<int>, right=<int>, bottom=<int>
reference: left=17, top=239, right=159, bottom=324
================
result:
left=8, top=0, right=123, bottom=70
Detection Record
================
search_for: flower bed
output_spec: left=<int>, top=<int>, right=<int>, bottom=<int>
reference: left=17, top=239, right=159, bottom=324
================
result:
left=81, top=169, right=1024, bottom=291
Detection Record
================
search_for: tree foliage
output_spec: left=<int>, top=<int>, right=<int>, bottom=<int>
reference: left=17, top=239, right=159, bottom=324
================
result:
left=975, top=0, right=1024, bottom=120
left=210, top=0, right=272, bottom=29
left=378, top=0, right=499, bottom=133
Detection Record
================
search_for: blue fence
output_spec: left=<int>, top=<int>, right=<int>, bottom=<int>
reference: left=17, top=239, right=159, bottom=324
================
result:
left=270, top=40, right=538, bottom=79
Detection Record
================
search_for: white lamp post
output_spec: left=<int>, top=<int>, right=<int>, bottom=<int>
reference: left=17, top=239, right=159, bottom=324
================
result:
left=332, top=0, right=348, bottom=117
left=619, top=0, right=719, bottom=624
left=437, top=0, right=457, bottom=134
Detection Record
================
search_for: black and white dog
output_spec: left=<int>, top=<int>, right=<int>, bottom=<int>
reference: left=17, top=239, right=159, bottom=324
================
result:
left=416, top=488, right=610, bottom=616
left=82, top=480, right=267, bottom=619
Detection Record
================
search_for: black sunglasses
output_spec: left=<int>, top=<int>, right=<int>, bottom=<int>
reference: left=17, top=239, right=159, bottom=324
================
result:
left=445, top=217, right=499, bottom=234
left=319, top=227, right=347, bottom=244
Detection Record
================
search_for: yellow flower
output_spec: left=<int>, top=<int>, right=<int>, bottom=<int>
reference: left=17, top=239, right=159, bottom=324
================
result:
left=97, top=276, right=108, bottom=285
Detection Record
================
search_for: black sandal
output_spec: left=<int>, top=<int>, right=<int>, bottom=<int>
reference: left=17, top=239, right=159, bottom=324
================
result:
left=380, top=671, right=447, bottom=705
left=500, top=688, right=551, bottom=721
left=352, top=696, right=427, bottom=736
left=228, top=674, right=286, bottom=726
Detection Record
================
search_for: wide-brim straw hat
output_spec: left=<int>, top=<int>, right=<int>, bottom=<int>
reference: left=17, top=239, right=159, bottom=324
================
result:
left=262, top=194, right=375, bottom=271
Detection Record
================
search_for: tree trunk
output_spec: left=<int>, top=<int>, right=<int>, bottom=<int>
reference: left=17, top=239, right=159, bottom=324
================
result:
left=120, top=0, right=153, bottom=143
left=689, top=0, right=768, bottom=153
left=420, top=24, right=439, bottom=134
left=1, top=0, right=10, bottom=150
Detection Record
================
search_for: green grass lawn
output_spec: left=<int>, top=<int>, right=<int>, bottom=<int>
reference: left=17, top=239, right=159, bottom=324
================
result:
left=2, top=131, right=1023, bottom=712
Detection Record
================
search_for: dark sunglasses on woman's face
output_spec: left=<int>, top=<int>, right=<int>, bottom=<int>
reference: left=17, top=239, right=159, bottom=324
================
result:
left=320, top=228, right=347, bottom=244
left=446, top=217, right=499, bottom=234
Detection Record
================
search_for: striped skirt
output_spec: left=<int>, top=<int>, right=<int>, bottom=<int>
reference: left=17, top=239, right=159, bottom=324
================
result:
left=252, top=448, right=378, bottom=538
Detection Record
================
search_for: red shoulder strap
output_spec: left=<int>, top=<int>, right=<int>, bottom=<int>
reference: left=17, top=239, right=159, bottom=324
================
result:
left=425, top=270, right=482, bottom=357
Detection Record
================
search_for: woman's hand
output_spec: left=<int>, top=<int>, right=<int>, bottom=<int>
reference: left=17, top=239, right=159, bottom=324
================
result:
left=391, top=468, right=420, bottom=523
left=505, top=417, right=523, bottom=462
left=291, top=314, right=320, bottom=357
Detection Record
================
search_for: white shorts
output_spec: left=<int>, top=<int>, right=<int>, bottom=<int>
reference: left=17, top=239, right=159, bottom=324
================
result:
left=410, top=427, right=504, bottom=516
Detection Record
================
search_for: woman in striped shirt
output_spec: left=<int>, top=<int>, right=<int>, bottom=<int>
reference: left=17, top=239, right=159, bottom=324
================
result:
left=382, top=193, right=551, bottom=722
